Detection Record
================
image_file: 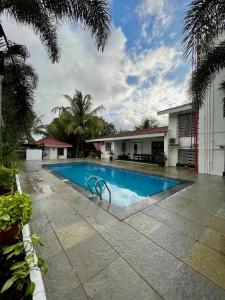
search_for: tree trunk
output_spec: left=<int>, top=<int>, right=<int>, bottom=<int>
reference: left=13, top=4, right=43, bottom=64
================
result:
left=76, top=142, right=79, bottom=158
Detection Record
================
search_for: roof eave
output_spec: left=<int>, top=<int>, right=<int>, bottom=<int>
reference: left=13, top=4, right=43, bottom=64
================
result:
left=157, top=103, right=192, bottom=115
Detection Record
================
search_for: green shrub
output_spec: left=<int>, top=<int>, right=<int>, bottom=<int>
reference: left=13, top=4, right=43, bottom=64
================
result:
left=0, top=193, right=32, bottom=231
left=1, top=234, right=47, bottom=296
left=0, top=166, right=15, bottom=189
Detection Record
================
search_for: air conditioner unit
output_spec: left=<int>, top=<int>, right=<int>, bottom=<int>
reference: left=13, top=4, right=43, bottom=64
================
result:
left=169, top=138, right=176, bottom=144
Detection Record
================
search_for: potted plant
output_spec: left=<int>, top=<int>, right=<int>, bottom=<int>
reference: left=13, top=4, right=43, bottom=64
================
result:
left=0, top=193, right=32, bottom=244
left=0, top=166, right=14, bottom=196
left=109, top=150, right=114, bottom=161
left=156, top=153, right=167, bottom=167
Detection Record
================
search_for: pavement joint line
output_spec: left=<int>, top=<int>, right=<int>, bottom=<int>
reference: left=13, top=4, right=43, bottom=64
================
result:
left=62, top=183, right=225, bottom=294
left=65, top=199, right=164, bottom=299
left=42, top=210, right=89, bottom=300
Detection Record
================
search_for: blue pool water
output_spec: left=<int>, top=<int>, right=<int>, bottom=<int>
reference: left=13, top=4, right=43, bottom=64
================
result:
left=48, top=163, right=180, bottom=207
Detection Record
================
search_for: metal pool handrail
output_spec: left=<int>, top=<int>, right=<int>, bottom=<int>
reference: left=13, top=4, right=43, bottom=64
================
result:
left=94, top=179, right=111, bottom=205
left=86, top=176, right=99, bottom=196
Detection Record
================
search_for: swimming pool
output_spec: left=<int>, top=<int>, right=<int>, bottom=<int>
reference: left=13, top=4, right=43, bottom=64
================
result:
left=47, top=162, right=181, bottom=208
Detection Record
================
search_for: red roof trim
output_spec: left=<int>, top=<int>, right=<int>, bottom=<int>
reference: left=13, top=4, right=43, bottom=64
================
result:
left=34, top=138, right=72, bottom=148
left=87, top=126, right=168, bottom=140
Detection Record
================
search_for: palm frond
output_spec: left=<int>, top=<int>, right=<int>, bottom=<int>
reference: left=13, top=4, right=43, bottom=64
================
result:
left=2, top=0, right=60, bottom=62
left=4, top=44, right=29, bottom=60
left=42, top=0, right=111, bottom=51
left=189, top=40, right=225, bottom=108
left=182, top=0, right=225, bottom=59
left=90, top=105, right=104, bottom=115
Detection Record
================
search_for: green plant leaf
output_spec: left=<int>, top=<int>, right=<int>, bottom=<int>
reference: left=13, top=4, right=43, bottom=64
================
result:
left=1, top=214, right=10, bottom=221
left=10, top=261, right=27, bottom=270
left=25, top=281, right=35, bottom=296
left=1, top=276, right=17, bottom=293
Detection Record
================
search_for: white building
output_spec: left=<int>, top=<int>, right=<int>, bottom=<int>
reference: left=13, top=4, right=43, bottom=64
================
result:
left=86, top=127, right=168, bottom=163
left=87, top=96, right=225, bottom=176
left=158, top=103, right=196, bottom=168
left=34, top=138, right=73, bottom=160
left=158, top=75, right=225, bottom=176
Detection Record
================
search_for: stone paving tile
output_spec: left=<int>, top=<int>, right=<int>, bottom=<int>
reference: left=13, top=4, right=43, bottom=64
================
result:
left=125, top=212, right=194, bottom=259
left=99, top=222, right=181, bottom=294
left=125, top=212, right=162, bottom=235
left=36, top=228, right=62, bottom=260
left=147, top=223, right=195, bottom=259
left=61, top=191, right=120, bottom=233
left=157, top=194, right=192, bottom=213
left=143, top=205, right=204, bottom=239
left=57, top=219, right=96, bottom=250
left=66, top=233, right=119, bottom=283
left=83, top=257, right=162, bottom=300
left=164, top=263, right=225, bottom=300
left=199, top=228, right=225, bottom=255
left=30, top=212, right=52, bottom=234
left=53, top=286, right=88, bottom=300
left=185, top=242, right=225, bottom=290
left=44, top=251, right=80, bottom=300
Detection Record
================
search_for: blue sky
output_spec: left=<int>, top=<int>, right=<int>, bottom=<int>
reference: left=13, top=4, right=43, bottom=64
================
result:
left=4, top=0, right=192, bottom=129
left=111, top=0, right=190, bottom=85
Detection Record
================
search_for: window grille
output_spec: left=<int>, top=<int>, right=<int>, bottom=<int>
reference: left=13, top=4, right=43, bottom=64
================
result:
left=178, top=113, right=194, bottom=137
left=105, top=142, right=111, bottom=151
left=178, top=149, right=195, bottom=165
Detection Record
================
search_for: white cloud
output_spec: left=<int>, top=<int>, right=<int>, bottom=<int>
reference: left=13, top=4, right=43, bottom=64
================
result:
left=137, top=0, right=172, bottom=42
left=2, top=18, right=188, bottom=130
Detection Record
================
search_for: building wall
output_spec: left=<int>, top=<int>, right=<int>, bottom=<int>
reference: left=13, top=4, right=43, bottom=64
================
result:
left=198, top=70, right=225, bottom=176
left=99, top=137, right=164, bottom=160
left=50, top=147, right=57, bottom=159
left=26, top=149, right=42, bottom=161
left=167, top=112, right=194, bottom=167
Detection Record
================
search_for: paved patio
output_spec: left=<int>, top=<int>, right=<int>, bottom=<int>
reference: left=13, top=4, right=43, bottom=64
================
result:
left=20, top=159, right=225, bottom=300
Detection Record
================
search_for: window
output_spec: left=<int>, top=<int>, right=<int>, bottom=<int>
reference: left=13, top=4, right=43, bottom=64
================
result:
left=122, top=142, right=126, bottom=153
left=105, top=142, right=111, bottom=152
left=178, top=113, right=194, bottom=137
left=178, top=149, right=195, bottom=166
left=57, top=148, right=64, bottom=156
left=133, top=144, right=137, bottom=154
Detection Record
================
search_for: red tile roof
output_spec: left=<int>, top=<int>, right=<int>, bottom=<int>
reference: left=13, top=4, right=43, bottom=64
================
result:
left=34, top=138, right=73, bottom=148
left=87, top=126, right=168, bottom=140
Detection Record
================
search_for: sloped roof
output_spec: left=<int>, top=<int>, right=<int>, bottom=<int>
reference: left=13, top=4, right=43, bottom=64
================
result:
left=86, top=126, right=168, bottom=142
left=34, top=138, right=72, bottom=148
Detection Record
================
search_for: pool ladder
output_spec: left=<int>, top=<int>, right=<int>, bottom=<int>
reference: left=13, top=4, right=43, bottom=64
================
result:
left=86, top=176, right=111, bottom=205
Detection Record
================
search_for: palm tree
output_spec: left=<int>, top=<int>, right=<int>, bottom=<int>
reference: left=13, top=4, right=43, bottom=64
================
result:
left=25, top=113, right=45, bottom=143
left=52, top=90, right=105, bottom=156
left=182, top=0, right=225, bottom=108
left=0, top=41, right=38, bottom=164
left=135, top=118, right=158, bottom=130
left=0, top=0, right=111, bottom=63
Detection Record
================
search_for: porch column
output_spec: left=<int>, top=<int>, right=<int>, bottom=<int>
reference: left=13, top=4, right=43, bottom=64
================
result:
left=164, top=132, right=169, bottom=166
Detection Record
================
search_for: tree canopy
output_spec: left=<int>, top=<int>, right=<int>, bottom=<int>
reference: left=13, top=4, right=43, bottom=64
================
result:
left=0, top=0, right=111, bottom=62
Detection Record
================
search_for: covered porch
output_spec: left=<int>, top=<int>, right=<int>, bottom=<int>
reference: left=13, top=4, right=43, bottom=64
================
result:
left=111, top=137, right=165, bottom=162
left=86, top=126, right=168, bottom=163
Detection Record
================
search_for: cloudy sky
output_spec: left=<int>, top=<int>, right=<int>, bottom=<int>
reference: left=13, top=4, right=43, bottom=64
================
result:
left=3, top=0, right=191, bottom=129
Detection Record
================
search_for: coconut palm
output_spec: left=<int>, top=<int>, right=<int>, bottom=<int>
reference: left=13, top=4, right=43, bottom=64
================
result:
left=2, top=43, right=38, bottom=139
left=135, top=118, right=158, bottom=130
left=52, top=90, right=105, bottom=156
left=0, top=0, right=111, bottom=63
left=182, top=0, right=225, bottom=108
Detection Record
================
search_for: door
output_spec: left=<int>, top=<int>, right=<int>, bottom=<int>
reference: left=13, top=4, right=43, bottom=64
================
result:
left=133, top=143, right=142, bottom=154
left=151, top=141, right=164, bottom=162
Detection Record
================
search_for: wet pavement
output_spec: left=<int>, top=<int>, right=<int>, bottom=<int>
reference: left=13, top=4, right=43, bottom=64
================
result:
left=20, top=159, right=225, bottom=300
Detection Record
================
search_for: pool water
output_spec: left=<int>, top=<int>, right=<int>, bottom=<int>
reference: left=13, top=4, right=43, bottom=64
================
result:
left=48, top=162, right=180, bottom=207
